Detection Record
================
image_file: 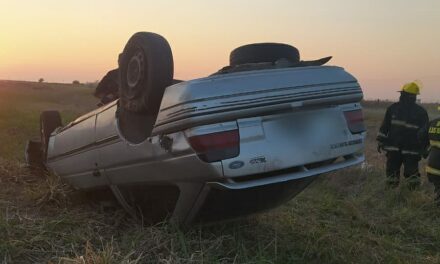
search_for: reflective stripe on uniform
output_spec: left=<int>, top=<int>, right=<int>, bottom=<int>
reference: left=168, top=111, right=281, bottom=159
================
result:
left=430, top=140, right=440, bottom=148
left=391, top=119, right=420, bottom=129
left=405, top=123, right=419, bottom=129
left=377, top=132, right=387, bottom=138
left=429, top=127, right=440, bottom=134
left=426, top=166, right=440, bottom=176
left=383, top=146, right=399, bottom=151
left=391, top=120, right=406, bottom=126
left=402, top=150, right=420, bottom=155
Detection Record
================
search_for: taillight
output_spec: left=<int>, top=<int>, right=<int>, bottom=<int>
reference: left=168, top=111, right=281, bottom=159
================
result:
left=188, top=129, right=240, bottom=162
left=344, top=109, right=365, bottom=134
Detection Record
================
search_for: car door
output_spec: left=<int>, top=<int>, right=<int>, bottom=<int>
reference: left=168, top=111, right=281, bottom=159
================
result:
left=95, top=102, right=160, bottom=186
left=47, top=112, right=103, bottom=189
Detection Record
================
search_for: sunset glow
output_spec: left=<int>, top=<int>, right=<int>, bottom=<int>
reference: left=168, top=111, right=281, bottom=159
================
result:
left=0, top=0, right=439, bottom=101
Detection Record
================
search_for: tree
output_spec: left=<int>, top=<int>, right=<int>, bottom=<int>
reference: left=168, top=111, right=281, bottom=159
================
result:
left=72, top=80, right=80, bottom=85
left=38, top=78, right=44, bottom=83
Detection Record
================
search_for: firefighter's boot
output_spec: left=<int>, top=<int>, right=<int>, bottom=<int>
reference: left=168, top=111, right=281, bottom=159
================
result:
left=406, top=173, right=421, bottom=190
left=386, top=171, right=400, bottom=189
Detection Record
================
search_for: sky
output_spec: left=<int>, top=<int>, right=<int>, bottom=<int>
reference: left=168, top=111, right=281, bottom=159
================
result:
left=0, top=0, right=439, bottom=101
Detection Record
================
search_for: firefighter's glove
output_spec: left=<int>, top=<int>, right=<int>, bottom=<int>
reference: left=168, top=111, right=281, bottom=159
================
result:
left=377, top=143, right=384, bottom=154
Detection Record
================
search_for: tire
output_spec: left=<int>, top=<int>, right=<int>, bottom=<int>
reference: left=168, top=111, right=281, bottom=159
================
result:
left=118, top=32, right=174, bottom=114
left=25, top=140, right=44, bottom=169
left=40, top=111, right=62, bottom=161
left=230, top=43, right=300, bottom=66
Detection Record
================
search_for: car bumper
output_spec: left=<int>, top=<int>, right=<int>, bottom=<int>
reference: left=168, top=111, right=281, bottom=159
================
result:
left=178, top=153, right=365, bottom=223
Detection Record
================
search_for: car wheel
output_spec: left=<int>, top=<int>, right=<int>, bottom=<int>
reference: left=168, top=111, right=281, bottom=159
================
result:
left=229, top=43, right=300, bottom=66
left=40, top=111, right=62, bottom=161
left=118, top=32, right=174, bottom=114
left=25, top=140, right=44, bottom=170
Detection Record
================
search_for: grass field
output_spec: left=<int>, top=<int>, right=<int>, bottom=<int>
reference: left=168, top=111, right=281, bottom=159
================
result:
left=1, top=80, right=440, bottom=263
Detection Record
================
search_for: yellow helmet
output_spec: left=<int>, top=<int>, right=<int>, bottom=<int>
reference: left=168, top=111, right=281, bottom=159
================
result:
left=400, top=82, right=420, bottom=95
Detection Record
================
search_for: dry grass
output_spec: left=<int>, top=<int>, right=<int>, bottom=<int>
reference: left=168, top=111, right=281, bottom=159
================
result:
left=1, top=80, right=440, bottom=263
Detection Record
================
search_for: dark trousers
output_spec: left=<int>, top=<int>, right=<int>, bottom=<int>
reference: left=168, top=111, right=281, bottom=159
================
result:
left=428, top=173, right=440, bottom=196
left=386, top=151, right=421, bottom=187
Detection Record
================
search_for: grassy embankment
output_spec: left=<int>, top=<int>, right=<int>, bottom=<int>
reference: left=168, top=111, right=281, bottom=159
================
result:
left=1, top=80, right=440, bottom=263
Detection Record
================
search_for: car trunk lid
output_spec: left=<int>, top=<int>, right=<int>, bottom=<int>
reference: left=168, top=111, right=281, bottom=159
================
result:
left=152, top=66, right=363, bottom=136
left=222, top=106, right=364, bottom=177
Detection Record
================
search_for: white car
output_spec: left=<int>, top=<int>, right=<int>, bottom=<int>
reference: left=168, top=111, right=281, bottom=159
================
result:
left=26, top=32, right=366, bottom=224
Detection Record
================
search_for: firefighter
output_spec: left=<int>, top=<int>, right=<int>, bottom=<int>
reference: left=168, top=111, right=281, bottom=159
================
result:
left=376, top=82, right=429, bottom=189
left=94, top=68, right=119, bottom=105
left=427, top=107, right=440, bottom=202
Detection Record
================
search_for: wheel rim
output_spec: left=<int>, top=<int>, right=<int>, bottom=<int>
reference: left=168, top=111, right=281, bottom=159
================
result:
left=126, top=50, right=145, bottom=99
left=118, top=32, right=174, bottom=113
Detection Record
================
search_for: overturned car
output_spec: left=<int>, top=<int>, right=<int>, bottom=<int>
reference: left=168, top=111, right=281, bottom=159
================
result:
left=26, top=32, right=366, bottom=224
